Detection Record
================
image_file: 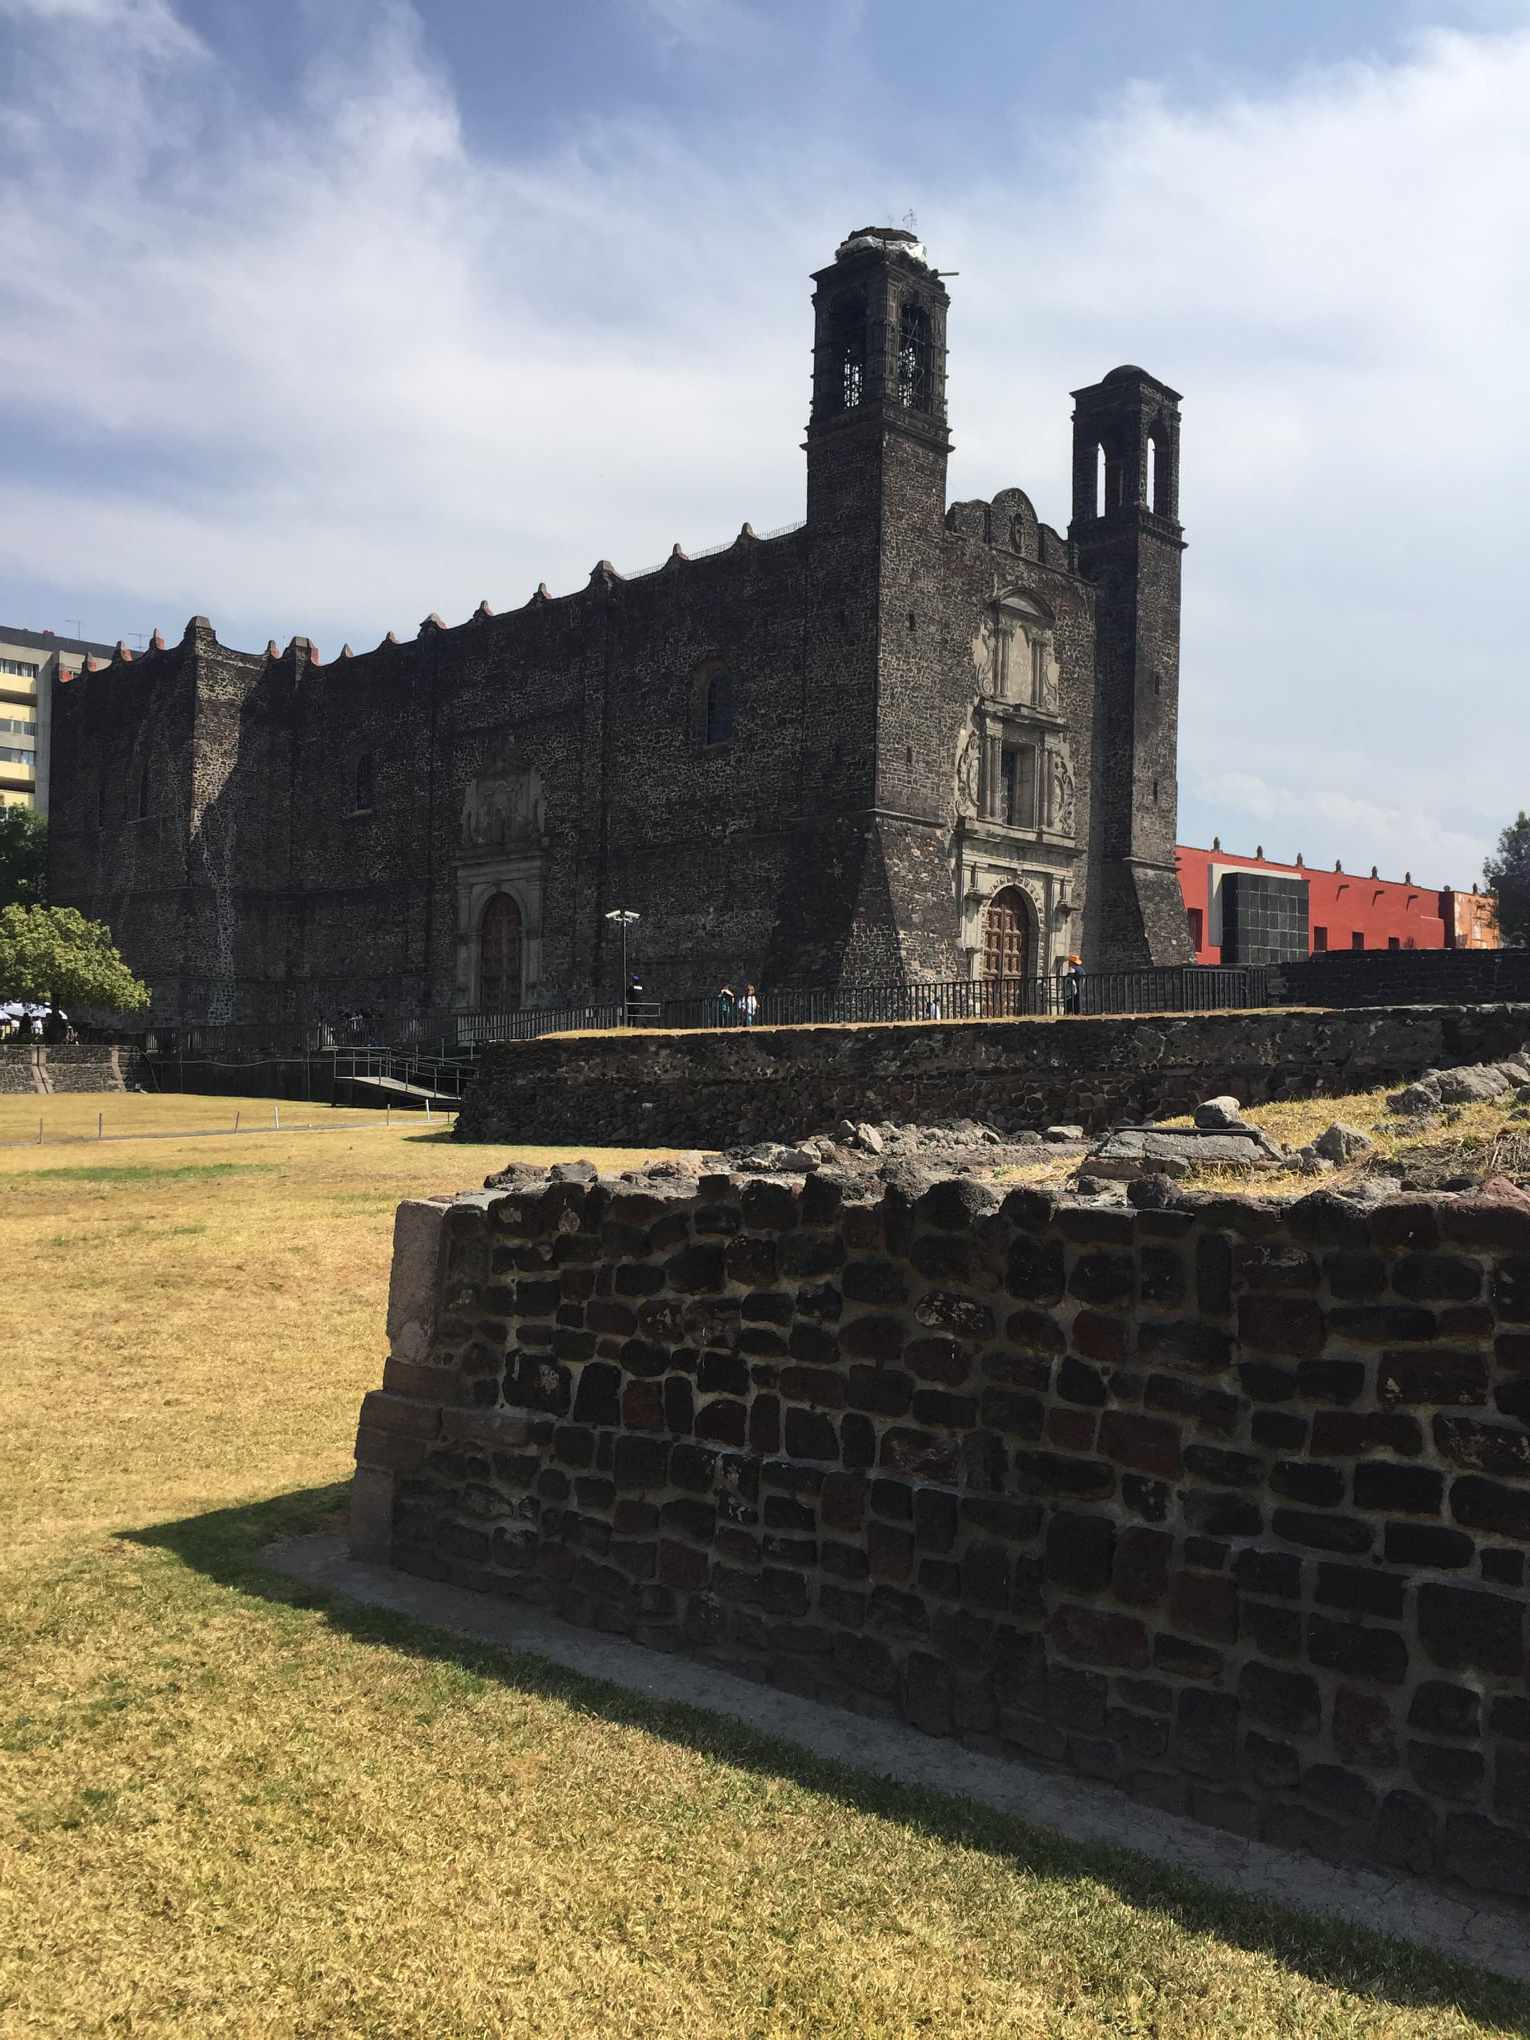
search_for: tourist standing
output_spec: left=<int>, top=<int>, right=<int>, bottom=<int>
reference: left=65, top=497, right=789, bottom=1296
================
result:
left=740, top=982, right=759, bottom=1027
left=716, top=984, right=736, bottom=1027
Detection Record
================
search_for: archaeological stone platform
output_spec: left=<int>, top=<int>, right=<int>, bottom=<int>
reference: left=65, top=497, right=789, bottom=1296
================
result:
left=0, top=1044, right=143, bottom=1095
left=453, top=1001, right=1530, bottom=1149
left=352, top=1171, right=1530, bottom=1904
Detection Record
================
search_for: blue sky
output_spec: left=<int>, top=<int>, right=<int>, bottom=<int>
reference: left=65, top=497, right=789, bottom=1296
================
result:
left=3, top=0, right=1528, bottom=885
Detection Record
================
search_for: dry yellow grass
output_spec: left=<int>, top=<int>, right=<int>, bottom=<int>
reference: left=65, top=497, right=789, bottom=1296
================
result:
left=2, top=1089, right=413, bottom=1145
left=0, top=1095, right=1526, bottom=2036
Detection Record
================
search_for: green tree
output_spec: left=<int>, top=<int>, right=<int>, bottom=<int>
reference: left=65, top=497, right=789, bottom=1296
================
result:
left=1484, top=812, right=1530, bottom=946
left=0, top=905, right=149, bottom=1014
left=0, top=805, right=47, bottom=907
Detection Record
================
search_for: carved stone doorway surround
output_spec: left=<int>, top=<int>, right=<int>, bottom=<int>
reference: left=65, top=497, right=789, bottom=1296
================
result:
left=957, top=841, right=1073, bottom=981
left=452, top=856, right=546, bottom=1011
left=450, top=767, right=548, bottom=1012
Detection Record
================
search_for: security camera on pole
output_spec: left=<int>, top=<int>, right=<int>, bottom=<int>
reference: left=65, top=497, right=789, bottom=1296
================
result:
left=605, top=907, right=640, bottom=1025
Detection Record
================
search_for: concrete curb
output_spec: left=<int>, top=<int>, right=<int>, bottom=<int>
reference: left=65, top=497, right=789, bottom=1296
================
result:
left=261, top=1533, right=1529, bottom=1988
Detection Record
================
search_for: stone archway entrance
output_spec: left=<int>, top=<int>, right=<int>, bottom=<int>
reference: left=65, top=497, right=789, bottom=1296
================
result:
left=983, top=886, right=1034, bottom=1014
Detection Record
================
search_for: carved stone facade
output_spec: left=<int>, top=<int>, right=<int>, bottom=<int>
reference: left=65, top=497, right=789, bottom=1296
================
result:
left=48, top=227, right=1191, bottom=1033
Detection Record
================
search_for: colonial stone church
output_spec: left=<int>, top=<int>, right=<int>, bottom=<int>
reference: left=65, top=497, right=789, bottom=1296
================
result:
left=49, top=225, right=1191, bottom=1032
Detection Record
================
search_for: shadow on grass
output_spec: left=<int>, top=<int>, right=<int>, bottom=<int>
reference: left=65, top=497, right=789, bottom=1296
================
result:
left=126, top=1481, right=1530, bottom=2033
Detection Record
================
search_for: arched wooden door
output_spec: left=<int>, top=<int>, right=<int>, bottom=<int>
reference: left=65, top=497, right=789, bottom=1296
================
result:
left=983, top=886, right=1033, bottom=1015
left=478, top=893, right=524, bottom=1011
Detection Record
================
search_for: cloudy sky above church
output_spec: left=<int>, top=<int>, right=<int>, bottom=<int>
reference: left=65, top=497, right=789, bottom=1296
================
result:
left=3, top=0, right=1527, bottom=887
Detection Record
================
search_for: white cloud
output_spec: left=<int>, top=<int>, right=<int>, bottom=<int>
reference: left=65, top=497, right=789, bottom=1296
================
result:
left=0, top=0, right=198, bottom=54
left=631, top=0, right=767, bottom=55
left=1, top=4, right=1526, bottom=887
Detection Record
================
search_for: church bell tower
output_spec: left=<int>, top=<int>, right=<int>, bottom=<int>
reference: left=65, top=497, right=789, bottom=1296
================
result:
left=1070, top=365, right=1193, bottom=967
left=805, top=227, right=952, bottom=535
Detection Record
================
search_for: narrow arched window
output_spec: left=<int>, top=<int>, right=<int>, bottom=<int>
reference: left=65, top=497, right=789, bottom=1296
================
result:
left=705, top=668, right=735, bottom=747
left=478, top=893, right=524, bottom=1012
left=897, top=301, right=932, bottom=411
left=355, top=752, right=374, bottom=812
left=1146, top=436, right=1157, bottom=510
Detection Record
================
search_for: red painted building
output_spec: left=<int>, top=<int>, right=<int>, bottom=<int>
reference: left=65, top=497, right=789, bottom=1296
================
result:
left=1176, top=843, right=1498, bottom=965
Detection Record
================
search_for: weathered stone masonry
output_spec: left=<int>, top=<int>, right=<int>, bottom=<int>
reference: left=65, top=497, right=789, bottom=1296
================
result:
left=454, top=1001, right=1530, bottom=1148
left=0, top=1044, right=140, bottom=1094
left=354, top=1174, right=1530, bottom=1902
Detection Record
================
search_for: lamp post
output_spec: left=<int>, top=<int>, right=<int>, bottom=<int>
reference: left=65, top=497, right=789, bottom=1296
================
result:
left=604, top=908, right=640, bottom=1022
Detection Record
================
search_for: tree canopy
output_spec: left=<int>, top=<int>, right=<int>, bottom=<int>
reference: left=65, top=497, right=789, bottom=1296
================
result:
left=0, top=805, right=47, bottom=908
left=0, top=904, right=150, bottom=1014
left=1484, top=812, right=1530, bottom=947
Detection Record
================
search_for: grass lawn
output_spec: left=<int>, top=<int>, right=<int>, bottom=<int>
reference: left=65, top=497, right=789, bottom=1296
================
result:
left=1, top=1094, right=1527, bottom=2036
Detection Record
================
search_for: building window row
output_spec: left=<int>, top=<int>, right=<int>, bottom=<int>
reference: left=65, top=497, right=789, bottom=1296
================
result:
left=1313, top=927, right=1416, bottom=955
left=0, top=659, right=39, bottom=679
left=0, top=718, right=37, bottom=736
left=0, top=746, right=35, bottom=765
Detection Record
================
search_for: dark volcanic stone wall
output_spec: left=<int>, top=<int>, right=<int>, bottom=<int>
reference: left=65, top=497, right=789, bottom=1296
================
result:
left=1278, top=951, right=1530, bottom=1009
left=454, top=1002, right=1530, bottom=1148
left=0, top=1045, right=138, bottom=1094
left=354, top=1174, right=1530, bottom=1901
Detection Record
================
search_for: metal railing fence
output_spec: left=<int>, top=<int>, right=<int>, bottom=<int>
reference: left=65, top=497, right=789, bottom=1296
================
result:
left=132, top=964, right=1273, bottom=1067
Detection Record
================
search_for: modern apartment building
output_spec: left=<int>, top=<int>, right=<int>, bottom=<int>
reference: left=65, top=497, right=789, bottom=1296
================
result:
left=0, top=626, right=117, bottom=811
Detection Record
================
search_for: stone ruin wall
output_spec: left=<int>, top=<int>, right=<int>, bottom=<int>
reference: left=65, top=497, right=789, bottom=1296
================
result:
left=353, top=1170, right=1530, bottom=1903
left=0, top=1044, right=140, bottom=1095
left=454, top=1001, right=1530, bottom=1148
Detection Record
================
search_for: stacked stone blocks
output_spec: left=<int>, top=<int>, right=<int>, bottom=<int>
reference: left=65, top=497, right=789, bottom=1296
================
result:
left=354, top=1175, right=1530, bottom=1900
